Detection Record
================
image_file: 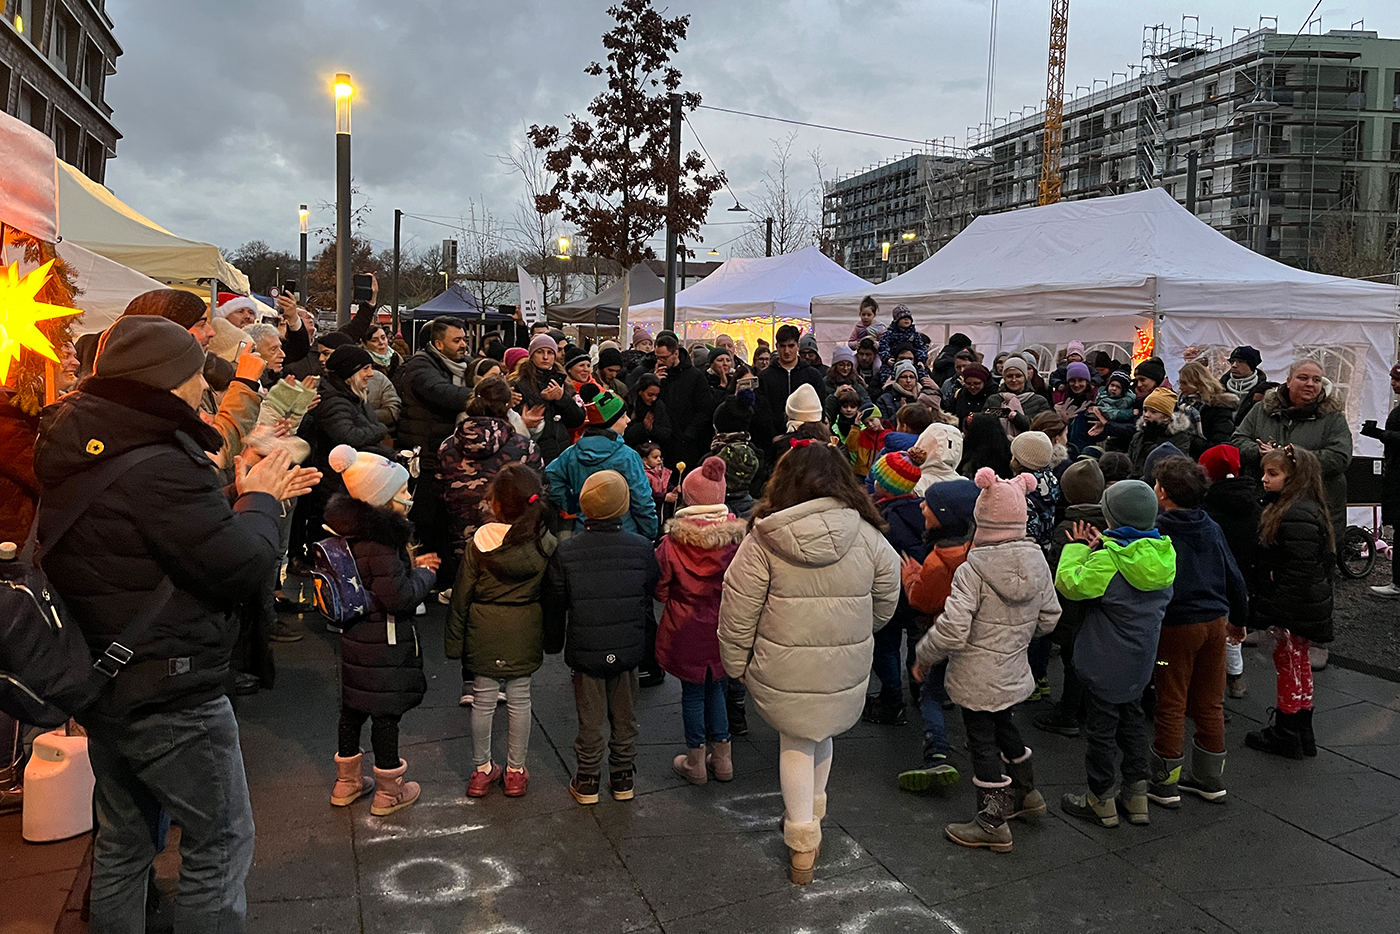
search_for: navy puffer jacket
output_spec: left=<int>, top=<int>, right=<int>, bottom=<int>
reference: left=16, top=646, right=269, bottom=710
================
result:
left=1250, top=495, right=1334, bottom=643
left=542, top=519, right=660, bottom=678
left=324, top=494, right=436, bottom=716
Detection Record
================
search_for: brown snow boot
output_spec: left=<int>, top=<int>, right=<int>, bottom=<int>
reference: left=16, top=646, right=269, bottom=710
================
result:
left=330, top=753, right=374, bottom=807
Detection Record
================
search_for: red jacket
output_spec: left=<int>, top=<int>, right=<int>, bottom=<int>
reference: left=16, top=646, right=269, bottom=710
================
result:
left=904, top=538, right=973, bottom=616
left=654, top=505, right=747, bottom=682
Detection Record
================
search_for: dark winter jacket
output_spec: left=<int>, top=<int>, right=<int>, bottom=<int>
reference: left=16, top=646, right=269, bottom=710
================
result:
left=622, top=395, right=673, bottom=452
left=1192, top=396, right=1240, bottom=447
left=655, top=349, right=719, bottom=469
left=544, top=518, right=660, bottom=678
left=1360, top=402, right=1400, bottom=524
left=0, top=392, right=39, bottom=544
left=511, top=364, right=585, bottom=465
left=1203, top=475, right=1263, bottom=588
left=34, top=377, right=282, bottom=721
left=1155, top=508, right=1248, bottom=627
left=446, top=523, right=558, bottom=677
left=654, top=506, right=746, bottom=683
left=877, top=494, right=927, bottom=563
left=436, top=416, right=542, bottom=555
left=756, top=362, right=825, bottom=435
left=949, top=384, right=994, bottom=427
left=1056, top=529, right=1176, bottom=704
left=394, top=348, right=472, bottom=469
left=1128, top=412, right=1200, bottom=478
left=1233, top=385, right=1351, bottom=538
left=1250, top=495, right=1334, bottom=643
left=324, top=495, right=435, bottom=716
left=302, top=373, right=391, bottom=495
left=1045, top=503, right=1108, bottom=646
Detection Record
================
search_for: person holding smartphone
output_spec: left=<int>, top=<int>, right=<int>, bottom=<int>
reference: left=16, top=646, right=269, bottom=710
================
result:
left=509, top=334, right=585, bottom=464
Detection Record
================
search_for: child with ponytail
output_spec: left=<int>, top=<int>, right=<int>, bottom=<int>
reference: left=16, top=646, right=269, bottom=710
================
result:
left=1245, top=445, right=1334, bottom=759
left=447, top=462, right=558, bottom=797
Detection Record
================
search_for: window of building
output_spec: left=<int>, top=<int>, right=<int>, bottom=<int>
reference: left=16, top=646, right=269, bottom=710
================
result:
left=1390, top=122, right=1400, bottom=162
left=18, top=82, right=45, bottom=130
left=11, top=0, right=35, bottom=47
left=1205, top=82, right=1217, bottom=101
left=1200, top=176, right=1213, bottom=198
left=1393, top=72, right=1400, bottom=111
left=1168, top=92, right=1181, bottom=112
left=0, top=61, right=10, bottom=111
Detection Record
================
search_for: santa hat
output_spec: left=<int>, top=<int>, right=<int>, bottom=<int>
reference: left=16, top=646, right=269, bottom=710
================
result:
left=216, top=293, right=261, bottom=319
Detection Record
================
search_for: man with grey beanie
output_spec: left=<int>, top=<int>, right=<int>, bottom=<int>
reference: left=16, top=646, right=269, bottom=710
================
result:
left=34, top=315, right=317, bottom=930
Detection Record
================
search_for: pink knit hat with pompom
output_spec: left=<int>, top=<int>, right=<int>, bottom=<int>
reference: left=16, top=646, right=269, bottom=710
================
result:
left=681, top=456, right=728, bottom=507
left=972, top=467, right=1034, bottom=545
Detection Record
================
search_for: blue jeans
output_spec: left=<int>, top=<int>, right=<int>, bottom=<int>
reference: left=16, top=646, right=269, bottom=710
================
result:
left=918, top=660, right=951, bottom=756
left=84, top=696, right=255, bottom=934
left=681, top=673, right=729, bottom=748
left=871, top=616, right=906, bottom=704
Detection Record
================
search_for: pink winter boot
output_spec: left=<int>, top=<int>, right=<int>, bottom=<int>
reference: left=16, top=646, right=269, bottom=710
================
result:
left=371, top=759, right=421, bottom=816
left=331, top=753, right=374, bottom=807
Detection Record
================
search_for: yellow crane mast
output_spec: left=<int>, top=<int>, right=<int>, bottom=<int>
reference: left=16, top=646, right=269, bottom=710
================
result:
left=1038, top=0, right=1070, bottom=205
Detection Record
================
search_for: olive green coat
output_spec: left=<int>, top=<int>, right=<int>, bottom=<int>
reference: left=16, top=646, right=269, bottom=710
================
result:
left=446, top=523, right=558, bottom=679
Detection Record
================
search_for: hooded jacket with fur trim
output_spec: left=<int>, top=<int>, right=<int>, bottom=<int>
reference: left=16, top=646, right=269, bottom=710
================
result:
left=1232, top=385, right=1352, bottom=537
left=655, top=505, right=747, bottom=682
left=323, top=494, right=436, bottom=716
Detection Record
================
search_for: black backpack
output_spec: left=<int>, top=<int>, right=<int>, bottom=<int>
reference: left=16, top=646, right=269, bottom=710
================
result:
left=0, top=446, right=174, bottom=727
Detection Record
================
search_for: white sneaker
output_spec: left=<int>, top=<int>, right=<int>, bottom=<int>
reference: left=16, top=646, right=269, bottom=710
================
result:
left=1369, top=583, right=1400, bottom=598
left=437, top=589, right=453, bottom=604
left=415, top=603, right=427, bottom=616
left=459, top=682, right=474, bottom=707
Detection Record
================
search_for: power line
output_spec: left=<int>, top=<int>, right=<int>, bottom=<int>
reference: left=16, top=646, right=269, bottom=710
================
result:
left=695, top=104, right=931, bottom=147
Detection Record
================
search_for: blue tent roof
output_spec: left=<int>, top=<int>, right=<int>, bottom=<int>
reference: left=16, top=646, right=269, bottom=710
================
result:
left=407, top=284, right=513, bottom=322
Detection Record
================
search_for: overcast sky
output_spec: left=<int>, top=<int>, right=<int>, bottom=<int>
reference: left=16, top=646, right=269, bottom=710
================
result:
left=103, top=0, right=1397, bottom=262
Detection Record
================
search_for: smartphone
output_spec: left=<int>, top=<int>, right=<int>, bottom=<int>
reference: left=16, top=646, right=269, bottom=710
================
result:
left=261, top=314, right=281, bottom=325
left=353, top=274, right=373, bottom=303
left=284, top=279, right=297, bottom=296
left=235, top=340, right=248, bottom=358
left=736, top=376, right=757, bottom=392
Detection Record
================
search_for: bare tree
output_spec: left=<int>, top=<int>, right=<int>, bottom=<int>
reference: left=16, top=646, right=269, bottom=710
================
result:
left=499, top=137, right=565, bottom=305
left=456, top=200, right=517, bottom=310
left=735, top=132, right=817, bottom=257
left=810, top=146, right=841, bottom=263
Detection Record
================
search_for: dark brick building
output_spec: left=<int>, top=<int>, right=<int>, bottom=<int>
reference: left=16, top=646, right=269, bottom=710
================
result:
left=1, top=0, right=120, bottom=182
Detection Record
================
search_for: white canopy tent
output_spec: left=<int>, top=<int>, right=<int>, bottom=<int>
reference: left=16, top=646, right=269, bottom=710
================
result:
left=54, top=241, right=167, bottom=336
left=812, top=188, right=1400, bottom=453
left=630, top=246, right=871, bottom=355
left=55, top=160, right=250, bottom=294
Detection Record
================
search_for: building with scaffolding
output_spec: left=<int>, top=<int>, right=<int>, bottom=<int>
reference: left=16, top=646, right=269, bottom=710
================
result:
left=823, top=19, right=1400, bottom=280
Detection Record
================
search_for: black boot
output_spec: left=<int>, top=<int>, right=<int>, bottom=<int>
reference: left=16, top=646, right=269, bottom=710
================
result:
left=726, top=690, right=748, bottom=736
left=1245, top=709, right=1304, bottom=760
left=945, top=782, right=1014, bottom=852
left=1295, top=707, right=1317, bottom=757
left=861, top=695, right=908, bottom=726
left=1002, top=749, right=1046, bottom=819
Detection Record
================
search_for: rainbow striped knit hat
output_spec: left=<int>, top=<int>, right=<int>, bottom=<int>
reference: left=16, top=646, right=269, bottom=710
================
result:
left=870, top=448, right=925, bottom=497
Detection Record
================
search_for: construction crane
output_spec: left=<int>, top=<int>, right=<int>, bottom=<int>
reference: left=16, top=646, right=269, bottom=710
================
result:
left=1037, top=0, right=1070, bottom=205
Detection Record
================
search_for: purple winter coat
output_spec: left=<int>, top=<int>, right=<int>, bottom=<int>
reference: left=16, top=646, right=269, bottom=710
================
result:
left=654, top=505, right=747, bottom=683
left=437, top=416, right=542, bottom=555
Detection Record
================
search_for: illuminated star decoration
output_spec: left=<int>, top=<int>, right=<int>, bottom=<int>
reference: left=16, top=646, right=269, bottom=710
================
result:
left=0, top=260, right=79, bottom=384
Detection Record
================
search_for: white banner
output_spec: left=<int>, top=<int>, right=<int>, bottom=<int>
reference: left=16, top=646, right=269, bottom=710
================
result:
left=516, top=265, right=541, bottom=325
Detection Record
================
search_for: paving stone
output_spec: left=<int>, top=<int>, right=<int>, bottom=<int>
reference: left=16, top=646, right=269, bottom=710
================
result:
left=247, top=896, right=362, bottom=933
left=245, top=809, right=357, bottom=902
left=0, top=813, right=91, bottom=880
left=1330, top=813, right=1400, bottom=875
left=1230, top=764, right=1400, bottom=840
left=1189, top=879, right=1400, bottom=933
left=1314, top=701, right=1400, bottom=747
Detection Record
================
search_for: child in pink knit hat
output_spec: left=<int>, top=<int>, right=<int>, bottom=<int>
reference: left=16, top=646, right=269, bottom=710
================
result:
left=912, top=467, right=1060, bottom=855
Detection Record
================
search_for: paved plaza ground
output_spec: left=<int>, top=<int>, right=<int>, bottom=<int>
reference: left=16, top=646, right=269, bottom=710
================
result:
left=5, top=601, right=1400, bottom=933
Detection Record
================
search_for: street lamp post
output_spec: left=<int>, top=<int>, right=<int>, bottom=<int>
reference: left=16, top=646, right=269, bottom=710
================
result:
left=334, top=73, right=354, bottom=327
left=881, top=240, right=892, bottom=281
left=298, top=204, right=308, bottom=304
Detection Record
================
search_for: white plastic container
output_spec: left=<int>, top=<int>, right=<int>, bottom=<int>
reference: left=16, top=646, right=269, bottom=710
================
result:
left=22, top=729, right=94, bottom=842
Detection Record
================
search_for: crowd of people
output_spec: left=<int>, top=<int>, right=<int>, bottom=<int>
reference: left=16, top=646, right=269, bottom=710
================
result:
left=3, top=286, right=1395, bottom=924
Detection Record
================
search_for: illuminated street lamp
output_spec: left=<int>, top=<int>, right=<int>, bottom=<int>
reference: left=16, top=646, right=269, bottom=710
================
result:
left=881, top=240, right=892, bottom=281
left=334, top=73, right=354, bottom=326
left=556, top=235, right=571, bottom=260
left=298, top=204, right=308, bottom=303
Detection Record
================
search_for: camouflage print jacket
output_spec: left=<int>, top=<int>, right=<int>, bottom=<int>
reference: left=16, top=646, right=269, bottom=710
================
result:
left=437, top=416, right=542, bottom=555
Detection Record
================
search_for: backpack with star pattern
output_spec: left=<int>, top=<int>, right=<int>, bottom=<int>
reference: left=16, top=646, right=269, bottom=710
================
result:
left=309, top=535, right=371, bottom=625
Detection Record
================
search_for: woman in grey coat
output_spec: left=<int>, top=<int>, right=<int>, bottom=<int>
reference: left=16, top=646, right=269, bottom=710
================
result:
left=719, top=442, right=900, bottom=885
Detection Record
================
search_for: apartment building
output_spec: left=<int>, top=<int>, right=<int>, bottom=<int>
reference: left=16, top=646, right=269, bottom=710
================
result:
left=2, top=0, right=120, bottom=182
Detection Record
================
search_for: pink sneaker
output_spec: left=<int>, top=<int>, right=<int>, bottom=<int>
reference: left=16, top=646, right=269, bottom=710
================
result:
left=467, top=763, right=503, bottom=797
left=504, top=767, right=529, bottom=797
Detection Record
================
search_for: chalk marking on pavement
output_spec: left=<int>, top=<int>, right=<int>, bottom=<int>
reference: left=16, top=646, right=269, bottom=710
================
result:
left=798, top=882, right=967, bottom=934
left=711, top=790, right=785, bottom=829
left=378, top=855, right=515, bottom=904
left=360, top=820, right=486, bottom=841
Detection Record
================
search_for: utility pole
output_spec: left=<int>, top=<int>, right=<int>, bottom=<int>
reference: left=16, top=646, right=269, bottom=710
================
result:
left=765, top=216, right=774, bottom=257
left=392, top=209, right=401, bottom=338
left=663, top=92, right=682, bottom=333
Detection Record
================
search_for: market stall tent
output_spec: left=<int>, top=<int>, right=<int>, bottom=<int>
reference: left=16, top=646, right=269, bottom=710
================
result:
left=549, top=263, right=663, bottom=328
left=55, top=241, right=166, bottom=335
left=55, top=160, right=250, bottom=294
left=811, top=188, right=1400, bottom=453
left=629, top=246, right=870, bottom=357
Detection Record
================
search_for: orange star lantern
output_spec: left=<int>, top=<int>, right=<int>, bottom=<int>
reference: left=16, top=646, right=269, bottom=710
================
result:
left=0, top=260, right=77, bottom=384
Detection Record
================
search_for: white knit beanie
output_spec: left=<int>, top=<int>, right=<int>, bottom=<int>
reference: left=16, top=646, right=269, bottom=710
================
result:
left=785, top=383, right=823, bottom=429
left=329, top=444, right=408, bottom=506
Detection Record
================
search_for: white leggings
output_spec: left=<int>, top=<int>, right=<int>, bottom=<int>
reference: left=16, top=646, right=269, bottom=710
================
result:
left=779, top=734, right=833, bottom=824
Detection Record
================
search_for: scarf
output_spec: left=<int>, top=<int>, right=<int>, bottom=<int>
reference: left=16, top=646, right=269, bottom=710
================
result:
left=368, top=348, right=396, bottom=369
left=1226, top=369, right=1264, bottom=398
left=427, top=344, right=469, bottom=386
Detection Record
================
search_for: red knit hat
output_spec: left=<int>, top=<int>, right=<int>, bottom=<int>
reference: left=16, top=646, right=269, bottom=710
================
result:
left=1199, top=444, right=1241, bottom=483
left=681, top=456, right=728, bottom=506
